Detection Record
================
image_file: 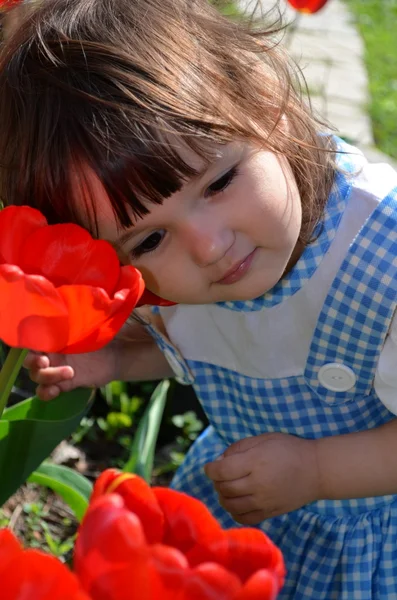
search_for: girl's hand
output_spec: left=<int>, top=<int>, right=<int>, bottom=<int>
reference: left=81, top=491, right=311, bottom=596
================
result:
left=24, top=344, right=119, bottom=401
left=204, top=433, right=321, bottom=525
left=24, top=312, right=174, bottom=401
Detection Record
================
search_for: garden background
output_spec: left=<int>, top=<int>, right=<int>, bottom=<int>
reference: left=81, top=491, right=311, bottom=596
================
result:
left=0, top=0, right=396, bottom=564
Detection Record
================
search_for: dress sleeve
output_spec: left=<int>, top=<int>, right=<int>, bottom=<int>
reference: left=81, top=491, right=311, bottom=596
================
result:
left=374, top=310, right=397, bottom=415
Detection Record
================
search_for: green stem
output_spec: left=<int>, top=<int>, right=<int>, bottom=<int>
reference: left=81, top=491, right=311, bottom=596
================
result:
left=0, top=347, right=28, bottom=418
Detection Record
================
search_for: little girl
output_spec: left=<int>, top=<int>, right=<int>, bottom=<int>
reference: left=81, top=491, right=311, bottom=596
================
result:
left=2, top=0, right=397, bottom=597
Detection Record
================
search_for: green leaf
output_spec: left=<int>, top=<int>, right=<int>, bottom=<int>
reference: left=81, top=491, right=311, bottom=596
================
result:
left=28, top=462, right=92, bottom=522
left=107, top=411, right=132, bottom=429
left=123, top=380, right=170, bottom=481
left=0, top=388, right=93, bottom=506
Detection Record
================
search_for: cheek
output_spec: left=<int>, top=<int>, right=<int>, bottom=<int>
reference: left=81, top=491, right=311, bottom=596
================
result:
left=246, top=188, right=301, bottom=249
left=132, top=256, right=197, bottom=301
left=280, top=189, right=302, bottom=243
left=261, top=180, right=302, bottom=246
left=249, top=153, right=302, bottom=235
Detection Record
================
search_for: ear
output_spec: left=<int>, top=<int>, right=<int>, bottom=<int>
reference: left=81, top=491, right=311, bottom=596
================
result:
left=137, top=289, right=176, bottom=307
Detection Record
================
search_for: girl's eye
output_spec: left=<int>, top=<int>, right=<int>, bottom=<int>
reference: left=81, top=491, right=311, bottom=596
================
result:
left=130, top=230, right=166, bottom=258
left=205, top=165, right=238, bottom=198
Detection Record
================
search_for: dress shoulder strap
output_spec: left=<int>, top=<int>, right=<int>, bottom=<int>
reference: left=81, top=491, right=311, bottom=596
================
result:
left=305, top=187, right=397, bottom=403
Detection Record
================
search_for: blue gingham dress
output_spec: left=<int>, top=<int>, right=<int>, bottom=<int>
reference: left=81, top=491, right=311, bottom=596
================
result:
left=146, top=141, right=397, bottom=599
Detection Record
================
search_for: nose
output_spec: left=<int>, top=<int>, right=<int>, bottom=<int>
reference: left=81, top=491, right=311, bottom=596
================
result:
left=180, top=217, right=234, bottom=268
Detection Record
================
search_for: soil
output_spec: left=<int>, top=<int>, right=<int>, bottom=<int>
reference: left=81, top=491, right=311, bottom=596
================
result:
left=3, top=484, right=77, bottom=556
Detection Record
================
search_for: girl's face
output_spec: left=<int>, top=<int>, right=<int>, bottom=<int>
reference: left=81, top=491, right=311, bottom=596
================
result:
left=88, top=143, right=302, bottom=304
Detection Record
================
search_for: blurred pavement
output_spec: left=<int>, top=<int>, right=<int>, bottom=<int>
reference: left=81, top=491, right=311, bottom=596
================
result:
left=237, top=0, right=397, bottom=168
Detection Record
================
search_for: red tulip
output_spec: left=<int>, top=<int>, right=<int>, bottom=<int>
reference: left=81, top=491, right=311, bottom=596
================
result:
left=74, top=493, right=256, bottom=599
left=287, top=0, right=328, bottom=14
left=0, top=0, right=23, bottom=10
left=154, top=485, right=224, bottom=552
left=0, top=471, right=285, bottom=599
left=0, top=206, right=145, bottom=353
left=0, top=529, right=90, bottom=600
left=73, top=470, right=285, bottom=599
left=90, top=470, right=165, bottom=544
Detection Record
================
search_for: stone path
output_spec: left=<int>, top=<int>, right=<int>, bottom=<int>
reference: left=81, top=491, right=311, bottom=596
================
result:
left=237, top=0, right=397, bottom=168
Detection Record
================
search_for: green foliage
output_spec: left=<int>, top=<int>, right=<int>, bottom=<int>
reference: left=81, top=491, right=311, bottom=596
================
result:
left=211, top=0, right=242, bottom=18
left=22, top=501, right=50, bottom=546
left=70, top=416, right=96, bottom=445
left=0, top=388, right=93, bottom=506
left=19, top=501, right=75, bottom=562
left=153, top=410, right=205, bottom=477
left=171, top=410, right=204, bottom=449
left=344, top=0, right=397, bottom=158
left=28, top=463, right=92, bottom=522
left=97, top=381, right=143, bottom=441
left=40, top=520, right=76, bottom=560
left=123, top=380, right=170, bottom=481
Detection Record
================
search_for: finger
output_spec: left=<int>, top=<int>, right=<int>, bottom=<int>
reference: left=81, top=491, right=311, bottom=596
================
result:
left=29, top=365, right=74, bottom=385
left=36, top=378, right=77, bottom=402
left=36, top=384, right=62, bottom=402
left=214, top=475, right=251, bottom=498
left=204, top=453, right=251, bottom=482
left=232, top=510, right=266, bottom=526
left=23, top=352, right=49, bottom=370
left=219, top=494, right=257, bottom=515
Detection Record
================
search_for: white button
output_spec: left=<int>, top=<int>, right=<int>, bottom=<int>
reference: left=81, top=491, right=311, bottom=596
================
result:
left=318, top=363, right=356, bottom=392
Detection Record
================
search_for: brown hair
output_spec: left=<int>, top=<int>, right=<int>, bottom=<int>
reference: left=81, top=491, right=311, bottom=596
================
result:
left=0, top=0, right=336, bottom=241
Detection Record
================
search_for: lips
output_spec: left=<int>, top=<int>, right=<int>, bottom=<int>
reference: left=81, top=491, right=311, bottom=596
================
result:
left=216, top=249, right=257, bottom=285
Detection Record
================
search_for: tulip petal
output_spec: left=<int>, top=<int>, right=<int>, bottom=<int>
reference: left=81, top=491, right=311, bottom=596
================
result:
left=75, top=494, right=147, bottom=563
left=183, top=562, right=242, bottom=600
left=56, top=270, right=143, bottom=353
left=150, top=543, right=189, bottom=597
left=2, top=549, right=89, bottom=600
left=0, top=266, right=69, bottom=351
left=19, top=224, right=120, bottom=294
left=75, top=494, right=152, bottom=599
left=0, top=529, right=22, bottom=569
left=233, top=569, right=279, bottom=600
left=0, top=206, right=47, bottom=265
left=90, top=468, right=121, bottom=497
left=0, top=0, right=25, bottom=10
left=153, top=487, right=222, bottom=554
left=287, top=0, right=328, bottom=13
left=90, top=471, right=164, bottom=544
left=187, top=527, right=285, bottom=588
left=221, top=528, right=285, bottom=586
left=116, top=264, right=145, bottom=301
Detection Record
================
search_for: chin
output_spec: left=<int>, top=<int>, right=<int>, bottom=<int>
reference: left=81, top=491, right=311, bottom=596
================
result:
left=233, top=280, right=278, bottom=302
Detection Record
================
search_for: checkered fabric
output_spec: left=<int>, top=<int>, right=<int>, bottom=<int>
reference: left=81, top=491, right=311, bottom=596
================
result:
left=148, top=141, right=397, bottom=599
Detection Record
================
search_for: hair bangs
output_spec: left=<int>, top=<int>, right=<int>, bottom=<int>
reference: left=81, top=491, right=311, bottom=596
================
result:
left=76, top=123, right=223, bottom=234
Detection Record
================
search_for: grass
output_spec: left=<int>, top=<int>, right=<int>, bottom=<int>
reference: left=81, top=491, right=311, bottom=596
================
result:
left=344, top=0, right=397, bottom=158
left=211, top=0, right=244, bottom=18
